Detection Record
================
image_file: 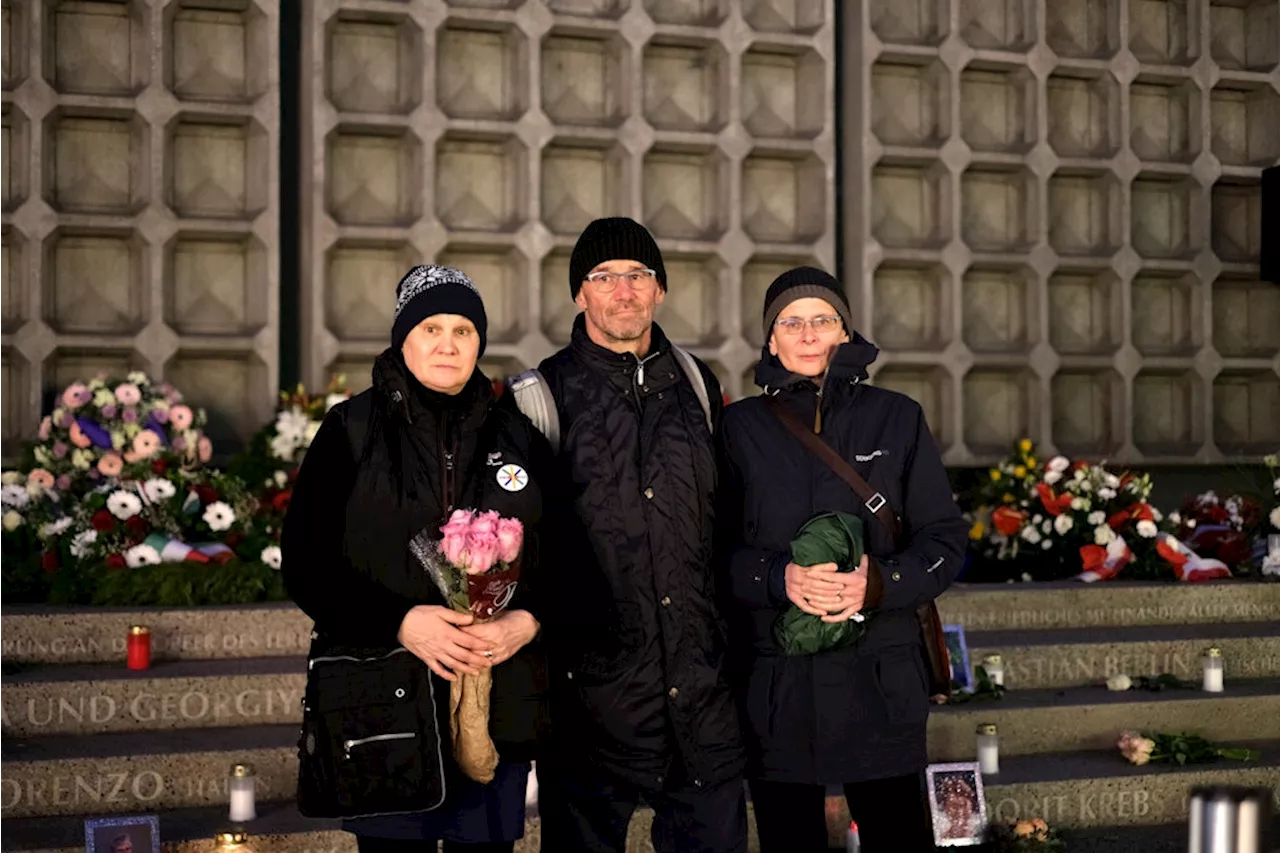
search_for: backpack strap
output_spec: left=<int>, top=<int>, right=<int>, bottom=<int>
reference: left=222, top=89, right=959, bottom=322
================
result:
left=509, top=369, right=561, bottom=450
left=670, top=345, right=713, bottom=433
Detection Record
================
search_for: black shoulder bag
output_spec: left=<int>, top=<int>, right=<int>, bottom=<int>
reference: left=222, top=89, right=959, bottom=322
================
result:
left=764, top=395, right=952, bottom=696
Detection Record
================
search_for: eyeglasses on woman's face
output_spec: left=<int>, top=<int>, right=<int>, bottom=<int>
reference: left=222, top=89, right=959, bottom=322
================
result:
left=773, top=315, right=843, bottom=337
left=583, top=268, right=658, bottom=292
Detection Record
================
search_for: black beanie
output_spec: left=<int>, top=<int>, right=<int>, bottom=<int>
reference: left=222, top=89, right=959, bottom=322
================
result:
left=762, top=266, right=853, bottom=338
left=391, top=264, right=488, bottom=355
left=569, top=217, right=667, bottom=299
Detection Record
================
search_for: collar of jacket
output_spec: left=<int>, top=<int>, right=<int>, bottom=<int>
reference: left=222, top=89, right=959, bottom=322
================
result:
left=569, top=313, right=674, bottom=384
left=753, top=333, right=880, bottom=395
left=371, top=347, right=492, bottom=428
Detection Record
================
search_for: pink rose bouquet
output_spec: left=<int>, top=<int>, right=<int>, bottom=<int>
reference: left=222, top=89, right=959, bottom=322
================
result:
left=409, top=507, right=526, bottom=786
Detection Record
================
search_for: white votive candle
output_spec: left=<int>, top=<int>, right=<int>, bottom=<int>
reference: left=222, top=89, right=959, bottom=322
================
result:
left=229, top=763, right=256, bottom=822
left=983, top=654, right=1004, bottom=686
left=977, top=723, right=999, bottom=775
left=1202, top=647, right=1224, bottom=693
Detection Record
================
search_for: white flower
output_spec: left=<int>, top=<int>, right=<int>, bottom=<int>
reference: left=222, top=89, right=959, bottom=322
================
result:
left=1, top=484, right=30, bottom=508
left=1098, top=487, right=1117, bottom=500
left=26, top=480, right=45, bottom=497
left=270, top=432, right=298, bottom=461
left=273, top=470, right=289, bottom=489
left=127, top=371, right=149, bottom=385
left=275, top=407, right=309, bottom=442
left=142, top=478, right=176, bottom=503
left=1071, top=497, right=1088, bottom=511
left=71, top=448, right=93, bottom=470
left=70, top=529, right=98, bottom=558
left=110, top=431, right=126, bottom=450
left=1103, top=473, right=1121, bottom=489
left=1151, top=507, right=1163, bottom=522
left=1041, top=538, right=1053, bottom=549
left=325, top=393, right=346, bottom=411
left=107, top=490, right=142, bottom=520
left=1021, top=572, right=1033, bottom=581
left=203, top=501, right=235, bottom=532
left=1073, top=468, right=1087, bottom=481
left=1271, top=506, right=1280, bottom=529
left=1095, top=525, right=1116, bottom=545
left=1088, top=511, right=1106, bottom=526
left=93, top=388, right=115, bottom=407
left=1198, top=490, right=1219, bottom=505
left=1136, top=520, right=1158, bottom=538
left=3, top=510, right=25, bottom=531
left=1048, top=456, right=1070, bottom=473
left=1, top=471, right=22, bottom=485
left=1021, top=526, right=1042, bottom=544
left=1187, top=518, right=1197, bottom=528
left=1044, top=470, right=1063, bottom=486
left=40, top=517, right=73, bottom=538
left=1273, top=477, right=1280, bottom=494
left=1054, top=514, right=1074, bottom=535
left=303, top=420, right=321, bottom=446
left=260, top=545, right=283, bottom=569
left=124, top=544, right=162, bottom=568
left=88, top=378, right=105, bottom=390
left=1106, top=674, right=1132, bottom=691
left=1032, top=514, right=1043, bottom=524
left=1079, top=479, right=1093, bottom=492
left=1168, top=510, right=1181, bottom=525
left=34, top=446, right=51, bottom=466
left=1042, top=520, right=1053, bottom=533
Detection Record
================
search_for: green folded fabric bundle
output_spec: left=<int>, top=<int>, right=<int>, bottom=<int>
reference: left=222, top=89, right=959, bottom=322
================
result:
left=773, top=511, right=873, bottom=656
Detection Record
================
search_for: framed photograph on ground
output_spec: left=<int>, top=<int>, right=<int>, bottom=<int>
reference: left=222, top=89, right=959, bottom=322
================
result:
left=84, top=815, right=160, bottom=853
left=927, top=762, right=988, bottom=846
left=943, top=623, right=973, bottom=692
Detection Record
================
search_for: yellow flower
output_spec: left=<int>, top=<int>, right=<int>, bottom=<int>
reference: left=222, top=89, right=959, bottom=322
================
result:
left=1014, top=466, right=1027, bottom=478
left=1014, top=820, right=1035, bottom=837
left=1019, top=438, right=1033, bottom=453
left=1026, top=456, right=1037, bottom=469
left=989, top=469, right=1002, bottom=481
left=1031, top=819, right=1048, bottom=832
left=1002, top=493, right=1015, bottom=503
left=969, top=521, right=986, bottom=541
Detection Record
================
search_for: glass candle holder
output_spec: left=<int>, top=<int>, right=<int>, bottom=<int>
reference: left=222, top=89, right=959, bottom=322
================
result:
left=982, top=654, right=1004, bottom=686
left=1202, top=647, right=1224, bottom=693
left=214, top=831, right=249, bottom=852
left=229, top=764, right=256, bottom=822
left=127, top=625, right=151, bottom=670
left=977, top=723, right=999, bottom=775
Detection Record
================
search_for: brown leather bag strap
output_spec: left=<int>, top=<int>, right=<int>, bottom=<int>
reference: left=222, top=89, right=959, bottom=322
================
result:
left=764, top=395, right=902, bottom=544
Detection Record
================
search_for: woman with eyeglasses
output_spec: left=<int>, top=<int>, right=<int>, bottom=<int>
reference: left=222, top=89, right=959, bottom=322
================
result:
left=717, top=267, right=968, bottom=851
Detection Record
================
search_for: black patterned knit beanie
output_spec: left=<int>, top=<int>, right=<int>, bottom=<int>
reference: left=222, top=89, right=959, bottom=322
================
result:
left=391, top=264, right=488, bottom=356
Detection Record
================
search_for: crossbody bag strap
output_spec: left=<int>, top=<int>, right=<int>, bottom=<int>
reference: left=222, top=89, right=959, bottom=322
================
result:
left=764, top=395, right=901, bottom=543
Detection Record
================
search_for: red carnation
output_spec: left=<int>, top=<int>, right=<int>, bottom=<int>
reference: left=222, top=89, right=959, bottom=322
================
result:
left=105, top=554, right=126, bottom=570
left=195, top=485, right=218, bottom=505
left=224, top=531, right=244, bottom=549
left=271, top=490, right=292, bottom=513
left=91, top=509, right=116, bottom=532
left=125, top=516, right=148, bottom=539
left=151, top=459, right=169, bottom=475
left=41, top=550, right=60, bottom=574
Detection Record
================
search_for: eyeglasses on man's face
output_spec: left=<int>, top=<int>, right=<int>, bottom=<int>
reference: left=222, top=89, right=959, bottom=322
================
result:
left=583, top=268, right=658, bottom=292
left=774, top=315, right=843, bottom=336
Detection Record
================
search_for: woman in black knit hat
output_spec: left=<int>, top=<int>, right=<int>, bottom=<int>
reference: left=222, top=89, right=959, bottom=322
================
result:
left=283, top=264, right=557, bottom=852
left=718, top=266, right=969, bottom=851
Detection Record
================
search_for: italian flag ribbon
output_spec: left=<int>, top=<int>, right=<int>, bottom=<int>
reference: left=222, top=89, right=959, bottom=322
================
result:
left=1076, top=536, right=1134, bottom=583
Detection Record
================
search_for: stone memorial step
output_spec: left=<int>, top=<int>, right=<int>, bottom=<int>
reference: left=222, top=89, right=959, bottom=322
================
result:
left=0, top=604, right=314, bottom=666
left=937, top=580, right=1280, bottom=632
left=0, top=724, right=299, bottom=820
left=965, top=621, right=1280, bottom=690
left=927, top=678, right=1280, bottom=761
left=1, top=657, right=308, bottom=737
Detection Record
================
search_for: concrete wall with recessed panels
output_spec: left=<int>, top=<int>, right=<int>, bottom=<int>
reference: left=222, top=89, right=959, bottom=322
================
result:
left=298, top=0, right=838, bottom=405
left=845, top=0, right=1279, bottom=466
left=2, top=0, right=279, bottom=457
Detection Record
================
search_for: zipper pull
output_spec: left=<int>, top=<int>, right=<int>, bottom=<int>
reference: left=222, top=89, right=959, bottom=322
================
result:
left=637, top=361, right=645, bottom=386
left=445, top=452, right=454, bottom=471
left=343, top=739, right=354, bottom=759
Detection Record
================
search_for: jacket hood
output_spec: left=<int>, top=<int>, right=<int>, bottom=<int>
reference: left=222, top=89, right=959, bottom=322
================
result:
left=754, top=333, right=880, bottom=392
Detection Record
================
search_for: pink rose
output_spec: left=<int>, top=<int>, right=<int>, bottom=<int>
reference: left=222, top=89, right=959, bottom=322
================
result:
left=496, top=517, right=523, bottom=564
left=470, top=510, right=500, bottom=539
left=441, top=508, right=475, bottom=539
left=467, top=530, right=499, bottom=575
left=38, top=417, right=52, bottom=440
left=114, top=383, right=142, bottom=405
left=27, top=469, right=54, bottom=490
left=441, top=530, right=469, bottom=568
left=69, top=422, right=92, bottom=449
left=61, top=383, right=89, bottom=409
left=97, top=453, right=123, bottom=477
left=169, top=405, right=194, bottom=431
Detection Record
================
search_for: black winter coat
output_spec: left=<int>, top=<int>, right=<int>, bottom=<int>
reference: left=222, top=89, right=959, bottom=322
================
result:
left=282, top=350, right=554, bottom=767
left=534, top=315, right=745, bottom=790
left=719, top=336, right=969, bottom=785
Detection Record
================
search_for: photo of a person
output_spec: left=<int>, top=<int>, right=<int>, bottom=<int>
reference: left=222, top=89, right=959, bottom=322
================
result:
left=926, top=763, right=988, bottom=846
left=943, top=624, right=973, bottom=692
left=84, top=816, right=158, bottom=853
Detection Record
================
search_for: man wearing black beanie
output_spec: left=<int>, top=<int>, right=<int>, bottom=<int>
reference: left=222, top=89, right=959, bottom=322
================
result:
left=521, top=217, right=748, bottom=853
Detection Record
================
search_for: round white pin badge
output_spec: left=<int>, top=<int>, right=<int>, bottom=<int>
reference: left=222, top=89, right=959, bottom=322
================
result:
left=497, top=464, right=528, bottom=492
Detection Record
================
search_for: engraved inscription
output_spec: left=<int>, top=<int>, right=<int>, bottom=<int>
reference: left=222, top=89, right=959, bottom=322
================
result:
left=1, top=628, right=311, bottom=660
left=1002, top=652, right=1194, bottom=686
left=1, top=687, right=302, bottom=732
left=952, top=601, right=1280, bottom=630
left=0, top=771, right=278, bottom=812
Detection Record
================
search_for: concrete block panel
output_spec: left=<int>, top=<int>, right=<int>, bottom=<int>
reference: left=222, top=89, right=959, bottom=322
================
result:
left=1212, top=275, right=1280, bottom=358
left=1131, top=270, right=1198, bottom=356
left=1210, top=82, right=1280, bottom=167
left=1048, top=267, right=1123, bottom=355
left=164, top=351, right=269, bottom=447
left=1047, top=169, right=1122, bottom=257
left=1046, top=0, right=1121, bottom=60
left=325, top=240, right=420, bottom=343
left=1046, top=70, right=1121, bottom=158
left=1130, top=0, right=1200, bottom=65
left=1131, top=171, right=1202, bottom=260
left=876, top=366, right=953, bottom=449
left=873, top=262, right=950, bottom=351
left=326, top=11, right=423, bottom=114
left=962, top=264, right=1036, bottom=354
left=437, top=244, right=529, bottom=344
left=875, top=57, right=949, bottom=148
left=643, top=145, right=728, bottom=241
left=436, top=133, right=528, bottom=233
left=1132, top=369, right=1202, bottom=456
left=643, top=38, right=728, bottom=133
left=964, top=367, right=1034, bottom=454
left=1210, top=177, right=1263, bottom=263
left=959, top=0, right=1036, bottom=53
left=742, top=45, right=825, bottom=140
left=870, top=0, right=949, bottom=47
left=871, top=158, right=951, bottom=249
left=1213, top=370, right=1280, bottom=452
left=960, top=61, right=1034, bottom=154
left=1209, top=0, right=1280, bottom=72
left=1130, top=75, right=1201, bottom=164
left=1051, top=368, right=1125, bottom=456
left=437, top=20, right=529, bottom=121
left=327, top=126, right=423, bottom=227
left=541, top=30, right=628, bottom=128
left=1, top=1, right=280, bottom=455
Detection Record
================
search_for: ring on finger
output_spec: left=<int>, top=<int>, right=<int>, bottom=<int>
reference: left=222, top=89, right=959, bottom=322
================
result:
left=483, top=650, right=494, bottom=658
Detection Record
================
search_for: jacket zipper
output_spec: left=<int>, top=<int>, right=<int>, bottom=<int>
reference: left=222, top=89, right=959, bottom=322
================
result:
left=308, top=647, right=412, bottom=670
left=343, top=731, right=416, bottom=759
left=442, top=411, right=457, bottom=513
left=814, top=373, right=829, bottom=434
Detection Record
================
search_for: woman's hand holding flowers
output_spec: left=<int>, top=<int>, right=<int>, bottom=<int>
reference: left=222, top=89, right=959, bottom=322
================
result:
left=459, top=609, right=539, bottom=666
left=785, top=556, right=869, bottom=621
left=398, top=604, right=493, bottom=681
